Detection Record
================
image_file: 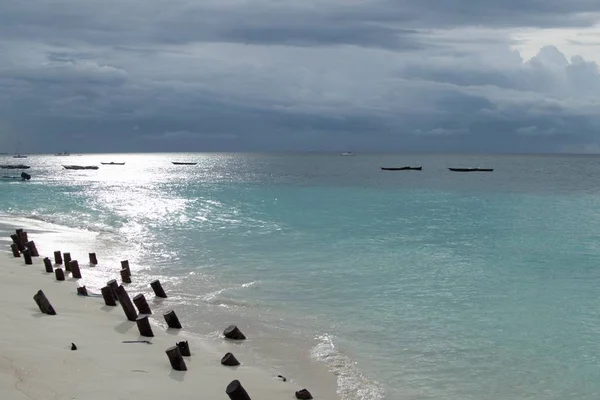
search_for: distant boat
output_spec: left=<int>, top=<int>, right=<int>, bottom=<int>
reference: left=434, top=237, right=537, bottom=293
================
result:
left=63, top=165, right=99, bottom=170
left=448, top=167, right=493, bottom=172
left=13, top=141, right=27, bottom=158
left=171, top=162, right=197, bottom=165
left=1, top=164, right=31, bottom=180
left=101, top=162, right=125, bottom=165
left=381, top=166, right=422, bottom=171
left=341, top=152, right=355, bottom=156
left=55, top=152, right=70, bottom=156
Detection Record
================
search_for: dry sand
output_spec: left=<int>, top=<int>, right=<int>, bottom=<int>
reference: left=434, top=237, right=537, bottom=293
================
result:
left=0, top=227, right=312, bottom=400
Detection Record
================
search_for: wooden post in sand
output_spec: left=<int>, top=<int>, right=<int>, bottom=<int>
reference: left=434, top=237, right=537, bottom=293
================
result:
left=150, top=280, right=168, bottom=298
left=77, top=286, right=88, bottom=296
left=11, top=235, right=25, bottom=252
left=55, top=268, right=65, bottom=281
left=101, top=286, right=117, bottom=306
left=120, top=260, right=130, bottom=272
left=69, top=260, right=82, bottom=279
left=165, top=346, right=187, bottom=371
left=33, top=290, right=56, bottom=315
left=136, top=315, right=154, bottom=337
left=43, top=257, right=53, bottom=273
left=120, top=268, right=131, bottom=284
left=176, top=340, right=191, bottom=356
left=22, top=249, right=33, bottom=265
left=221, top=352, right=240, bottom=366
left=89, top=253, right=98, bottom=265
left=25, top=241, right=39, bottom=257
left=163, top=310, right=182, bottom=329
left=19, top=231, right=28, bottom=244
left=226, top=380, right=251, bottom=400
left=223, top=325, right=246, bottom=340
left=10, top=244, right=20, bottom=257
left=115, top=285, right=138, bottom=321
left=133, top=294, right=152, bottom=314
left=63, top=253, right=72, bottom=272
left=107, top=279, right=119, bottom=301
left=54, top=251, right=63, bottom=265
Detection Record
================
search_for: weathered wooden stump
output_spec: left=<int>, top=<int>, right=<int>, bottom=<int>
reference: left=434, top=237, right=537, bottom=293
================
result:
left=163, top=310, right=182, bottom=329
left=223, top=325, right=246, bottom=340
left=25, top=241, right=39, bottom=257
left=107, top=279, right=119, bottom=301
left=54, top=251, right=63, bottom=265
left=121, top=260, right=130, bottom=272
left=69, top=260, right=82, bottom=279
left=295, top=389, right=313, bottom=400
left=43, top=257, right=53, bottom=273
left=89, top=252, right=98, bottom=265
left=77, top=286, right=88, bottom=296
left=221, top=352, right=240, bottom=366
left=63, top=253, right=72, bottom=271
left=136, top=315, right=154, bottom=337
left=120, top=268, right=131, bottom=284
left=165, top=346, right=187, bottom=371
left=150, top=280, right=167, bottom=298
left=10, top=243, right=20, bottom=258
left=115, top=285, right=138, bottom=321
left=11, top=234, right=25, bottom=252
left=19, top=231, right=28, bottom=244
left=226, top=380, right=251, bottom=400
left=55, top=268, right=65, bottom=281
left=33, top=290, right=56, bottom=315
left=177, top=340, right=191, bottom=356
left=15, top=228, right=23, bottom=236
left=23, top=249, right=33, bottom=265
left=133, top=293, right=152, bottom=314
left=101, top=286, right=117, bottom=306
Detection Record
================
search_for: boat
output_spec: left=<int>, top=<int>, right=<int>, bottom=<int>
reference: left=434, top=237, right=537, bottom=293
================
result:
left=381, top=166, right=422, bottom=171
left=448, top=167, right=494, bottom=172
left=63, top=165, right=99, bottom=170
left=101, top=162, right=125, bottom=165
left=171, top=162, right=197, bottom=165
left=0, top=164, right=30, bottom=169
left=55, top=152, right=70, bottom=156
left=13, top=141, right=27, bottom=158
left=341, top=152, right=355, bottom=156
left=1, top=164, right=31, bottom=180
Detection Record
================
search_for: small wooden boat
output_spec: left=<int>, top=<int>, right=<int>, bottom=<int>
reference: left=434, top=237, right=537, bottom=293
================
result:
left=381, top=166, right=422, bottom=171
left=341, top=152, right=355, bottom=156
left=0, top=164, right=30, bottom=169
left=448, top=167, right=493, bottom=172
left=101, top=162, right=125, bottom=165
left=63, top=165, right=99, bottom=170
left=171, top=162, right=197, bottom=165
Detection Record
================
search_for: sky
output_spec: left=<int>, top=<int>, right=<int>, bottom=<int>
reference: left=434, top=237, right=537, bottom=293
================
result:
left=1, top=1, right=600, bottom=154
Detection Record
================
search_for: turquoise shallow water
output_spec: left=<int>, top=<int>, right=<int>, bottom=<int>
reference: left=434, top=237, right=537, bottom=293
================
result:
left=2, top=153, right=600, bottom=399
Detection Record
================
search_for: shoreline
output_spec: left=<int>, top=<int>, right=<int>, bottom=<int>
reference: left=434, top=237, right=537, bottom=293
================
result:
left=0, top=220, right=339, bottom=400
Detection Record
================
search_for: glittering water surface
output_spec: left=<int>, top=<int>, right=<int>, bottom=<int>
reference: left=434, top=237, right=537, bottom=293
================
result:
left=2, top=153, right=600, bottom=400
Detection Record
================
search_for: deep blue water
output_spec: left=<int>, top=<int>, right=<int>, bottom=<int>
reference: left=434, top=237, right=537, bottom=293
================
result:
left=2, top=152, right=600, bottom=400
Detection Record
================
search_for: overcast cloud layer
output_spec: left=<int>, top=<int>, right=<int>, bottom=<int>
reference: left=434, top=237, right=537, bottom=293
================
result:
left=1, top=0, right=600, bottom=153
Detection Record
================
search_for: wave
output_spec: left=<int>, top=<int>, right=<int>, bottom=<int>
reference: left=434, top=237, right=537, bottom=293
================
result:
left=311, top=334, right=385, bottom=400
left=201, top=281, right=261, bottom=308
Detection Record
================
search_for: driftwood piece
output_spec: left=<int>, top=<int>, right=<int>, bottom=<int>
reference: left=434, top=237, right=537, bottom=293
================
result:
left=165, top=346, right=187, bottom=371
left=150, top=280, right=167, bottom=298
left=33, top=290, right=56, bottom=315
left=163, top=310, right=182, bottom=329
left=223, top=325, right=246, bottom=340
left=133, top=293, right=152, bottom=314
left=226, top=380, right=251, bottom=400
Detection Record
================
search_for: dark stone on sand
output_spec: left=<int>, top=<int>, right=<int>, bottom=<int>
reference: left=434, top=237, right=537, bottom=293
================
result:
left=295, top=389, right=313, bottom=399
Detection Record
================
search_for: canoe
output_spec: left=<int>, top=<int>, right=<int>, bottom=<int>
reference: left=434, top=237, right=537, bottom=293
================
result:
left=171, top=162, right=197, bottom=165
left=448, top=167, right=493, bottom=172
left=101, top=162, right=125, bottom=165
left=381, top=166, right=422, bottom=171
left=63, top=165, right=99, bottom=170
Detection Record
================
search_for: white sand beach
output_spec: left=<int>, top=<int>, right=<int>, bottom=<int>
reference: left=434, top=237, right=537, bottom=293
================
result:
left=0, top=223, right=319, bottom=400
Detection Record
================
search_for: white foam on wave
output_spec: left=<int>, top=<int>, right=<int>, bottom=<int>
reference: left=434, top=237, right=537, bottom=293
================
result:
left=312, top=334, right=385, bottom=400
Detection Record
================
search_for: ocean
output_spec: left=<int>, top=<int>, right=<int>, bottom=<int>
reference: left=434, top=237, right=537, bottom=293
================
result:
left=1, top=152, right=600, bottom=400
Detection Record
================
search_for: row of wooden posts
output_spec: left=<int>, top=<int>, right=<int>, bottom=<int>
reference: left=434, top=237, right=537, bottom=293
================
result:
left=9, top=228, right=313, bottom=400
